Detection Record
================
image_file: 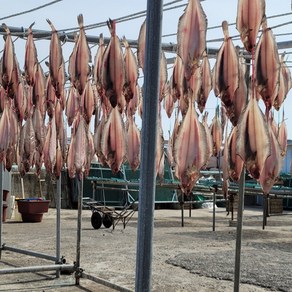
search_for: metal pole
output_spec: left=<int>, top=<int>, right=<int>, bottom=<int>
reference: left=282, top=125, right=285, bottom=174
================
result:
left=0, top=264, right=74, bottom=275
left=212, top=185, right=217, bottom=232
left=82, top=272, right=132, bottom=292
left=56, top=176, right=62, bottom=277
left=0, top=163, right=3, bottom=259
left=2, top=245, right=58, bottom=262
left=181, top=193, right=184, bottom=227
left=75, top=173, right=83, bottom=285
left=135, top=1, right=163, bottom=291
left=233, top=168, right=245, bottom=292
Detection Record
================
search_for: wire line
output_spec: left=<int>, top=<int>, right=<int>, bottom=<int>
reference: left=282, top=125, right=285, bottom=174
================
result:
left=0, top=0, right=63, bottom=21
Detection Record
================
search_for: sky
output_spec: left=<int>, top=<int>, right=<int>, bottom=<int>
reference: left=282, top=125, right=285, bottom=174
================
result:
left=0, top=0, right=291, bottom=139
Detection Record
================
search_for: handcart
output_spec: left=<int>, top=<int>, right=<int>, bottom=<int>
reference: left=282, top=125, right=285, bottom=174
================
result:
left=83, top=198, right=138, bottom=230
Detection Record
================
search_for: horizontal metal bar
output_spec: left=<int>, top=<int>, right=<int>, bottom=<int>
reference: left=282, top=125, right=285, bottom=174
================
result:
left=2, top=245, right=58, bottom=262
left=0, top=264, right=74, bottom=275
left=81, top=272, right=132, bottom=292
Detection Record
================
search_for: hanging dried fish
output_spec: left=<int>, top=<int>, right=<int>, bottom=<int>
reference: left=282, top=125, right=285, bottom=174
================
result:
left=277, top=111, right=287, bottom=156
left=174, top=94, right=208, bottom=193
left=164, top=83, right=174, bottom=119
left=225, top=54, right=247, bottom=126
left=24, top=22, right=38, bottom=86
left=137, top=19, right=146, bottom=72
left=227, top=126, right=244, bottom=181
left=66, top=85, right=79, bottom=127
left=101, top=107, right=126, bottom=173
left=177, top=0, right=207, bottom=81
left=236, top=0, right=265, bottom=52
left=101, top=19, right=125, bottom=112
left=93, top=111, right=108, bottom=167
left=197, top=52, right=212, bottom=113
left=156, top=118, right=165, bottom=180
left=210, top=106, right=223, bottom=158
left=236, top=96, right=270, bottom=180
left=33, top=63, right=46, bottom=119
left=122, top=36, right=138, bottom=104
left=259, top=124, right=282, bottom=194
left=159, top=51, right=168, bottom=102
left=254, top=17, right=280, bottom=115
left=74, top=14, right=92, bottom=95
left=0, top=101, right=10, bottom=162
left=47, top=19, right=65, bottom=98
left=80, top=79, right=95, bottom=124
left=126, top=115, right=140, bottom=172
left=1, top=24, right=14, bottom=90
left=213, top=21, right=239, bottom=108
left=274, top=54, right=291, bottom=110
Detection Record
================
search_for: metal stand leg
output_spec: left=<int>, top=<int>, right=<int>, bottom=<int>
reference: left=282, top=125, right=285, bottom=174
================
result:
left=212, top=185, right=217, bottom=232
left=0, top=163, right=3, bottom=259
left=56, top=177, right=61, bottom=278
left=75, top=173, right=83, bottom=285
left=234, top=169, right=245, bottom=292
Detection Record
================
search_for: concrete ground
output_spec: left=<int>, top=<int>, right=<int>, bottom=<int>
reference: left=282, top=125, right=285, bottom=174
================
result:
left=0, top=204, right=291, bottom=291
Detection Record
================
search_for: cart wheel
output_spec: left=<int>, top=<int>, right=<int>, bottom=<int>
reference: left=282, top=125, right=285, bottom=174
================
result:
left=103, top=214, right=113, bottom=228
left=91, top=211, right=102, bottom=229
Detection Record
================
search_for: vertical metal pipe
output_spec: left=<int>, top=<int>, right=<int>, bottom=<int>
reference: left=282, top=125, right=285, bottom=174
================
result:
left=56, top=176, right=62, bottom=278
left=181, top=193, right=184, bottom=227
left=212, top=187, right=217, bottom=232
left=135, top=1, right=163, bottom=291
left=233, top=168, right=245, bottom=292
left=75, top=173, right=83, bottom=285
left=0, top=163, right=3, bottom=259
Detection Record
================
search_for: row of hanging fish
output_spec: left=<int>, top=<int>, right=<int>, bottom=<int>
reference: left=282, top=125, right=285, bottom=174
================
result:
left=165, top=0, right=291, bottom=195
left=0, top=0, right=290, bottom=194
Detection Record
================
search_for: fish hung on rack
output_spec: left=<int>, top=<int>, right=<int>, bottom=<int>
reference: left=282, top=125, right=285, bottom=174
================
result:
left=101, top=106, right=127, bottom=174
left=236, top=94, right=271, bottom=180
left=277, top=111, right=288, bottom=156
left=254, top=17, right=280, bottom=116
left=67, top=112, right=94, bottom=178
left=101, top=19, right=126, bottom=113
left=258, top=118, right=283, bottom=194
left=177, top=0, right=207, bottom=81
left=213, top=21, right=240, bottom=123
left=273, top=54, right=292, bottom=110
left=47, top=19, right=66, bottom=101
left=174, top=93, right=209, bottom=194
left=197, top=51, right=212, bottom=113
left=70, top=14, right=92, bottom=96
left=210, top=106, right=223, bottom=158
left=24, top=22, right=38, bottom=86
left=236, top=0, right=266, bottom=52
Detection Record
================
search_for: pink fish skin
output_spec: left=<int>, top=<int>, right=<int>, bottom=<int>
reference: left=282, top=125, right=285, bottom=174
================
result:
left=24, top=22, right=38, bottom=86
left=137, top=19, right=146, bottom=72
left=170, top=56, right=185, bottom=103
left=236, top=97, right=270, bottom=180
left=122, top=36, right=138, bottom=104
left=101, top=19, right=125, bottom=112
left=177, top=0, right=207, bottom=81
left=236, top=0, right=265, bottom=52
left=197, top=52, right=212, bottom=113
left=1, top=24, right=14, bottom=90
left=259, top=125, right=282, bottom=194
left=174, top=95, right=208, bottom=193
left=74, top=14, right=92, bottom=95
left=47, top=19, right=63, bottom=91
left=126, top=115, right=140, bottom=172
left=101, top=107, right=126, bottom=174
left=254, top=18, right=280, bottom=115
left=213, top=21, right=239, bottom=110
